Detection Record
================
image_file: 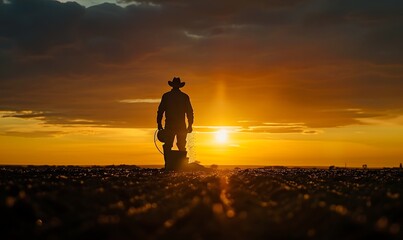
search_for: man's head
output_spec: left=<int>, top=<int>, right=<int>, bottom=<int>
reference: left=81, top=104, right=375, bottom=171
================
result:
left=168, top=77, right=185, bottom=89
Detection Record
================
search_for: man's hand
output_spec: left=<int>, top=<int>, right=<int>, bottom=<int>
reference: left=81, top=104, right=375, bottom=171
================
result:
left=187, top=125, right=193, bottom=133
left=158, top=123, right=163, bottom=130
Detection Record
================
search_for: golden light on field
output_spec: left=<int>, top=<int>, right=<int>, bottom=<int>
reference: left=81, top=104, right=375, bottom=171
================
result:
left=215, top=129, right=228, bottom=144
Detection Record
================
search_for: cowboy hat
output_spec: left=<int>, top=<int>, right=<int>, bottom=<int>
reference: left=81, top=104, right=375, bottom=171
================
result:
left=168, top=77, right=185, bottom=88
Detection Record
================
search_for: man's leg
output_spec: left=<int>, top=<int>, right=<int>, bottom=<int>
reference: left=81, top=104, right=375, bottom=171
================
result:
left=176, top=131, right=187, bottom=151
left=163, top=130, right=175, bottom=153
left=163, top=130, right=175, bottom=169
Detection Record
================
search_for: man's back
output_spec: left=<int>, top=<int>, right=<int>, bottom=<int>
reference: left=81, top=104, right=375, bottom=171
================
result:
left=158, top=89, right=193, bottom=130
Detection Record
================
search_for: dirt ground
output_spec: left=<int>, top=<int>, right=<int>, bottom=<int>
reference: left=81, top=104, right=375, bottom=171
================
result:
left=1, top=166, right=402, bottom=239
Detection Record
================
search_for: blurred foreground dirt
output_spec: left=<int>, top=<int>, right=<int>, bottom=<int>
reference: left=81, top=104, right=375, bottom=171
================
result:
left=1, top=166, right=402, bottom=239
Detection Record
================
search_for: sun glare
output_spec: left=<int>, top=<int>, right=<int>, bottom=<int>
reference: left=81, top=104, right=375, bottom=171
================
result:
left=215, top=129, right=228, bottom=144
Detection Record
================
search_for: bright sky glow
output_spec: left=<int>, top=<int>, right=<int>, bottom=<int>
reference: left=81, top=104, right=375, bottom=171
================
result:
left=1, top=112, right=403, bottom=167
left=215, top=129, right=228, bottom=144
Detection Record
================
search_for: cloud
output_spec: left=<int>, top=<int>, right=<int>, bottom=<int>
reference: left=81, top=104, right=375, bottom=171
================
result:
left=0, top=130, right=64, bottom=138
left=2, top=110, right=111, bottom=127
left=1, top=110, right=54, bottom=119
left=118, top=99, right=160, bottom=103
left=57, top=0, right=133, bottom=7
left=237, top=121, right=318, bottom=134
left=194, top=126, right=240, bottom=133
left=1, top=0, right=403, bottom=129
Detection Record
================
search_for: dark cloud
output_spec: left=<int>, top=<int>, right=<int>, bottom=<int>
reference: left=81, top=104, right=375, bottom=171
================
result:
left=1, top=0, right=403, bottom=129
left=2, top=110, right=54, bottom=119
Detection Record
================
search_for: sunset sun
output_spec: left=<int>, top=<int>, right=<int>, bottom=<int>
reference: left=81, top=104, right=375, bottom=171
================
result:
left=215, top=129, right=228, bottom=144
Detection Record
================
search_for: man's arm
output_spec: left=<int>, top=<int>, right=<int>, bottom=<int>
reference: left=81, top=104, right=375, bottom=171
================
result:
left=157, top=95, right=165, bottom=130
left=186, top=95, right=194, bottom=133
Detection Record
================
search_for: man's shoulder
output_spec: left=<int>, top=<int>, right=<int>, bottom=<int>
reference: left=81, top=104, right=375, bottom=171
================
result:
left=175, top=90, right=189, bottom=97
left=180, top=91, right=189, bottom=98
left=165, top=90, right=189, bottom=97
left=162, top=91, right=172, bottom=97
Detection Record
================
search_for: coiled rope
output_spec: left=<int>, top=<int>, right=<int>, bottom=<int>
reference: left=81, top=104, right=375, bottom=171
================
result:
left=154, top=130, right=164, bottom=155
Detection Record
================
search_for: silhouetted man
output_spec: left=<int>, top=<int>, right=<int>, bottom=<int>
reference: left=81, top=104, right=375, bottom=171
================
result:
left=157, top=77, right=194, bottom=154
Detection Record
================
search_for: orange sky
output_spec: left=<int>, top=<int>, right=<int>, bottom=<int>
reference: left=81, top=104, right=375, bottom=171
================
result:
left=1, top=0, right=403, bottom=167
